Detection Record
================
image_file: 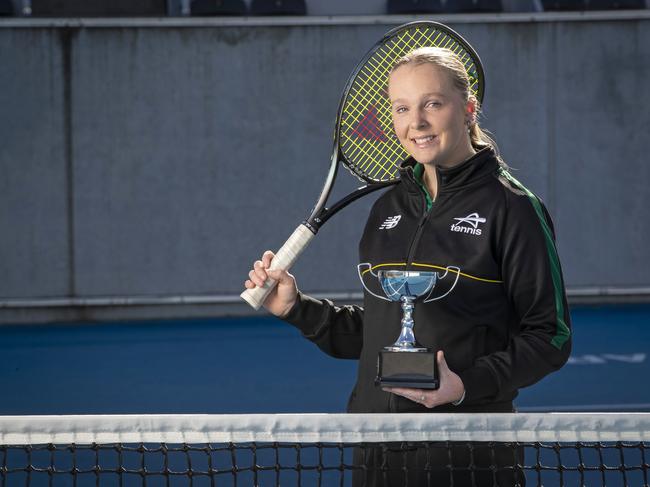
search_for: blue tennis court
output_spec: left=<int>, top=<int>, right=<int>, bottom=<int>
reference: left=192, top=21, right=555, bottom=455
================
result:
left=0, top=304, right=648, bottom=414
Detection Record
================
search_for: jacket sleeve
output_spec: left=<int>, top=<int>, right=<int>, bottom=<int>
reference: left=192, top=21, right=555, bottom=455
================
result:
left=282, top=291, right=364, bottom=359
left=458, top=189, right=572, bottom=403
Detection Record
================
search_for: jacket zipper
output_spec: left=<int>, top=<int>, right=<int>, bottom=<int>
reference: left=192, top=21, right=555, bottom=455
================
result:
left=405, top=177, right=436, bottom=267
left=405, top=209, right=431, bottom=267
left=389, top=172, right=436, bottom=413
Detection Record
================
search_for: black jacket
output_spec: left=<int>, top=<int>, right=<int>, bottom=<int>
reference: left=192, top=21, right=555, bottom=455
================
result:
left=284, top=147, right=571, bottom=413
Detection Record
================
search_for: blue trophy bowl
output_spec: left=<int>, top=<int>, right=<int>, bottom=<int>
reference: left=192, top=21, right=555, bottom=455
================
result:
left=378, top=270, right=437, bottom=301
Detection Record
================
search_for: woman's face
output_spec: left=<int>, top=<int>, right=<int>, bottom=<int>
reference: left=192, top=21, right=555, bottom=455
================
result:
left=388, top=62, right=473, bottom=168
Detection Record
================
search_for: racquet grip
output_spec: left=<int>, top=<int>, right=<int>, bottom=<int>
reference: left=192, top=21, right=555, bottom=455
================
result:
left=240, top=224, right=315, bottom=310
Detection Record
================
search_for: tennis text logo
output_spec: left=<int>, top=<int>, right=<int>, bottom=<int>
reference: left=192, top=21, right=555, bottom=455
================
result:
left=379, top=215, right=402, bottom=230
left=451, top=212, right=486, bottom=236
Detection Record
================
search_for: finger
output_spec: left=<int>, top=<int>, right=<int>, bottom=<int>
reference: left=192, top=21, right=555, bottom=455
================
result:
left=437, top=350, right=449, bottom=373
left=266, top=268, right=294, bottom=285
left=244, top=279, right=256, bottom=289
left=248, top=269, right=266, bottom=288
left=383, top=386, right=417, bottom=396
left=262, top=251, right=275, bottom=269
left=253, top=260, right=268, bottom=281
left=382, top=387, right=427, bottom=402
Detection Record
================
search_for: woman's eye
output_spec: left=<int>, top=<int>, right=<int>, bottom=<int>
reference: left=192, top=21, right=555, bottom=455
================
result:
left=426, top=101, right=442, bottom=108
left=394, top=106, right=407, bottom=114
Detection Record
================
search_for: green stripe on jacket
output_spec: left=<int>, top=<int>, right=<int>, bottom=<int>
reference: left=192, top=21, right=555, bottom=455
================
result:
left=499, top=169, right=571, bottom=350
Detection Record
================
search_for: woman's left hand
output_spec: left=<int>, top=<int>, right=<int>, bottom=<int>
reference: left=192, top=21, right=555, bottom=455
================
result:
left=382, top=350, right=465, bottom=408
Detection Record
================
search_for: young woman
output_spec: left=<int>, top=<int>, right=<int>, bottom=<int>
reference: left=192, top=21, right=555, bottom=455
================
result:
left=244, top=46, right=572, bottom=486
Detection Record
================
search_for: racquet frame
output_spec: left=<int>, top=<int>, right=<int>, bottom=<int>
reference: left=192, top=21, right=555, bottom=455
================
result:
left=241, top=21, right=484, bottom=310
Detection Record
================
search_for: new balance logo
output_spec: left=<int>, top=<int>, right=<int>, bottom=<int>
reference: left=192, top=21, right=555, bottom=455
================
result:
left=450, top=212, right=486, bottom=236
left=379, top=215, right=401, bottom=230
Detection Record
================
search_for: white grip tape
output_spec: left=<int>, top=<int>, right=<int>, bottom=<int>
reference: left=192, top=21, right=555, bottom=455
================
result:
left=240, top=224, right=315, bottom=310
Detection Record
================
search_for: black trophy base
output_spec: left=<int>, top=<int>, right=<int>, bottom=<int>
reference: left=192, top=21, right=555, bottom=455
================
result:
left=375, top=349, right=439, bottom=389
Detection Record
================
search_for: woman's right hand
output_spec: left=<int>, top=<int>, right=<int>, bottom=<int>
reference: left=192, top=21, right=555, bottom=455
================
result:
left=244, top=250, right=298, bottom=318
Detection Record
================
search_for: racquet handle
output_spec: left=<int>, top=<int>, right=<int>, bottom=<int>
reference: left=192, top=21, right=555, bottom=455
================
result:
left=240, top=224, right=316, bottom=310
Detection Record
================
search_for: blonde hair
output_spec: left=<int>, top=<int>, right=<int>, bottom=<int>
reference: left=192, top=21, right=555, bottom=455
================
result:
left=390, top=46, right=506, bottom=167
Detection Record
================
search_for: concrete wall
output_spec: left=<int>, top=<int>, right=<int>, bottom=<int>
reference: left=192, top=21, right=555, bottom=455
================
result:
left=1, top=12, right=649, bottom=323
left=6, top=0, right=562, bottom=17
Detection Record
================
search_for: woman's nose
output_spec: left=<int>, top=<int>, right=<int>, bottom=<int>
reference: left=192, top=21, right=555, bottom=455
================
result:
left=409, top=110, right=428, bottom=129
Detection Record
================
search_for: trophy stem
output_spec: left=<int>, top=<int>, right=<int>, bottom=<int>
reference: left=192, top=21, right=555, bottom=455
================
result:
left=384, top=295, right=428, bottom=352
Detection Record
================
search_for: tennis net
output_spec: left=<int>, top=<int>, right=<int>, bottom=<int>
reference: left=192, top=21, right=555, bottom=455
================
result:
left=0, top=412, right=648, bottom=486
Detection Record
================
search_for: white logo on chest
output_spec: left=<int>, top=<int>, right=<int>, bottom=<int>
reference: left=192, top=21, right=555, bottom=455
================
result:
left=451, top=212, right=486, bottom=236
left=379, top=215, right=402, bottom=230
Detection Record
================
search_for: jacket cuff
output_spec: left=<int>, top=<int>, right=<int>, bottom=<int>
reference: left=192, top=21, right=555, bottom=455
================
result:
left=457, top=366, right=499, bottom=403
left=282, top=292, right=326, bottom=336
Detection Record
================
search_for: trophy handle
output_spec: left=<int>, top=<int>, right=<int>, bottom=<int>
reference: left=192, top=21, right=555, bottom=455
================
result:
left=423, top=266, right=461, bottom=303
left=357, top=263, right=392, bottom=302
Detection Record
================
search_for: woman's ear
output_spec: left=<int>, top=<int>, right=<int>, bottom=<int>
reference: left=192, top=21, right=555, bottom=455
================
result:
left=465, top=97, right=478, bottom=126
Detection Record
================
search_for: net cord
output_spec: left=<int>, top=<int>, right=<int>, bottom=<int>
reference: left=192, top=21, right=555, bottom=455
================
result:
left=1, top=413, right=649, bottom=446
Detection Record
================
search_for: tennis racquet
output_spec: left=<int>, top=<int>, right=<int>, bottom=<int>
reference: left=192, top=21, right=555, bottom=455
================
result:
left=241, top=21, right=485, bottom=310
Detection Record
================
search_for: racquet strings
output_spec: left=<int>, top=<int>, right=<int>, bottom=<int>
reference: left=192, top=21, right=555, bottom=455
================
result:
left=340, top=25, right=482, bottom=183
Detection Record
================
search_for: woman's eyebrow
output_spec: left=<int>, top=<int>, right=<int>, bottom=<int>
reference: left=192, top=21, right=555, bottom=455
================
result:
left=391, top=92, right=447, bottom=104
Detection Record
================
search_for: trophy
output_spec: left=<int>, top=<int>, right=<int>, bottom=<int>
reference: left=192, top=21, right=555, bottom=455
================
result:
left=358, top=264, right=460, bottom=389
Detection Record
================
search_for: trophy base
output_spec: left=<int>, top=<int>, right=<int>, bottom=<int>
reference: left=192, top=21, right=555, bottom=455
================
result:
left=375, top=349, right=439, bottom=390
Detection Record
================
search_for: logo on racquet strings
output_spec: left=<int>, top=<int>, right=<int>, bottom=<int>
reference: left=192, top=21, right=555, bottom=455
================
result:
left=379, top=215, right=402, bottom=230
left=351, top=105, right=388, bottom=143
left=450, top=212, right=486, bottom=236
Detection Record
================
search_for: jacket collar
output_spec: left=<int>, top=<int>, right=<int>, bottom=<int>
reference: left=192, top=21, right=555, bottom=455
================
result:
left=398, top=146, right=498, bottom=195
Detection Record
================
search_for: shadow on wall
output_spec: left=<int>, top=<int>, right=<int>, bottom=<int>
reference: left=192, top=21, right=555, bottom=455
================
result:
left=0, top=0, right=14, bottom=14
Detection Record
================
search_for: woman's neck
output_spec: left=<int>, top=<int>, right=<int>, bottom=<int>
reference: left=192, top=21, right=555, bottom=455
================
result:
left=421, top=166, right=438, bottom=200
left=421, top=146, right=477, bottom=198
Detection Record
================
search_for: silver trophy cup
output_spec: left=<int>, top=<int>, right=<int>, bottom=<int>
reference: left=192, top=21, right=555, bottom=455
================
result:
left=358, top=265, right=460, bottom=389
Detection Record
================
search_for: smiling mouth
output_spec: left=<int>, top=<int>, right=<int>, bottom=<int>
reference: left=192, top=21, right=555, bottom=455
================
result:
left=411, top=135, right=436, bottom=146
